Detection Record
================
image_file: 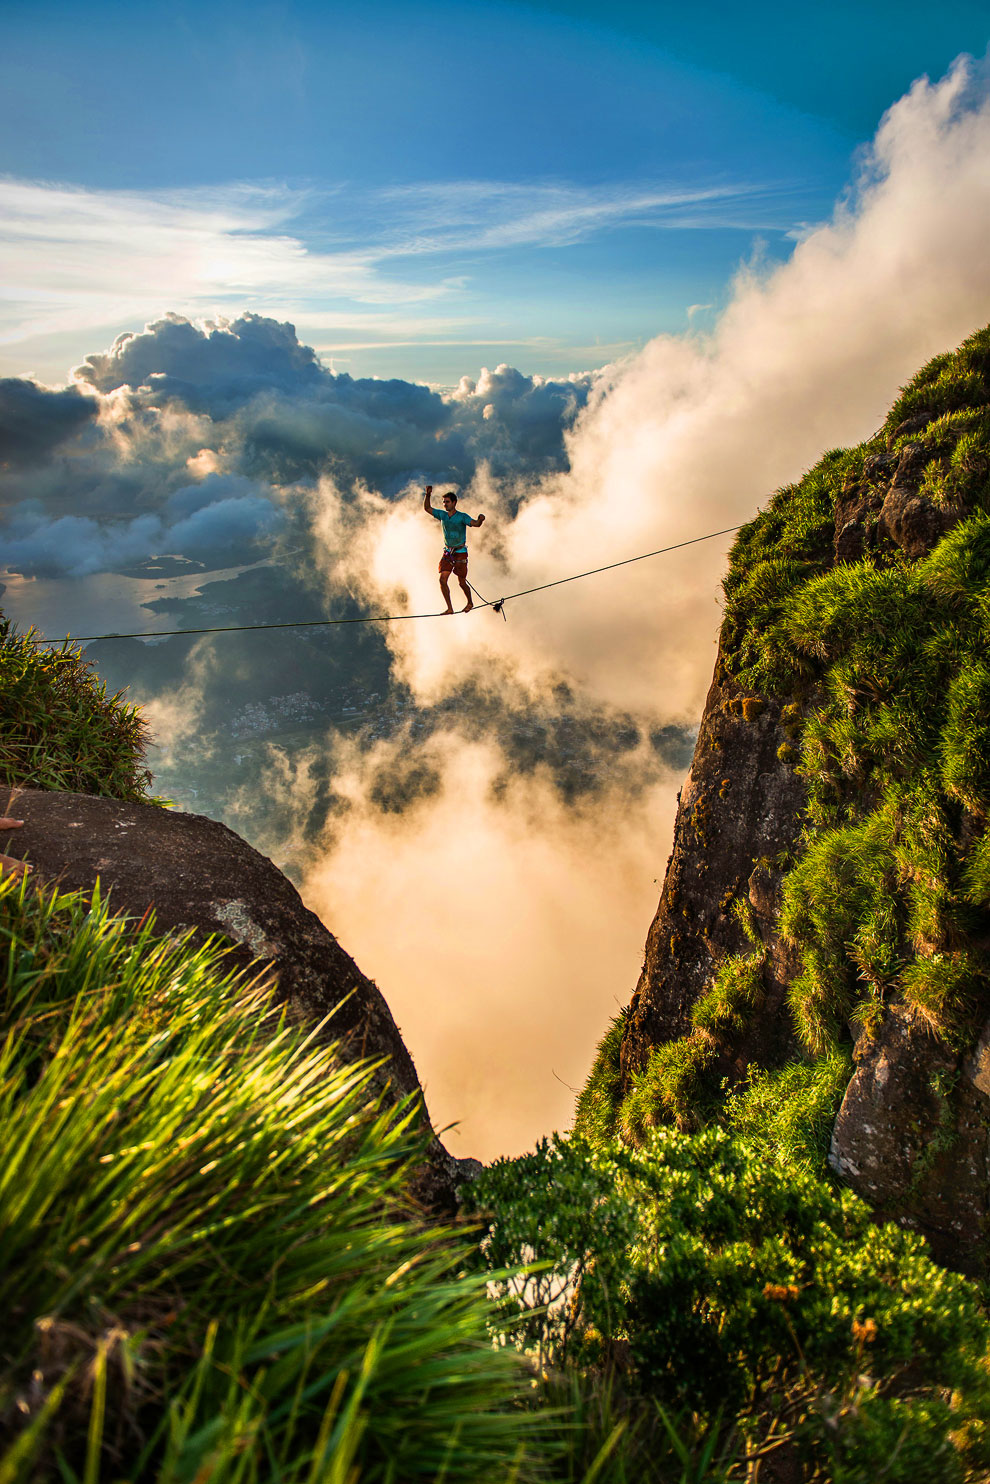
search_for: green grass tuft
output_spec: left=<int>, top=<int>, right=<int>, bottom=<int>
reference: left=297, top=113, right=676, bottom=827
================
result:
left=0, top=619, right=153, bottom=801
left=573, top=1009, right=627, bottom=1144
left=940, top=661, right=990, bottom=814
left=691, top=954, right=765, bottom=1041
left=618, top=1036, right=715, bottom=1139
left=723, top=1053, right=852, bottom=1173
left=884, top=325, right=990, bottom=433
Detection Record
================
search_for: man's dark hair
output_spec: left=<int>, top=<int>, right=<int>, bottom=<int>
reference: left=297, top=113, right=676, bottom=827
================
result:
left=443, top=491, right=457, bottom=504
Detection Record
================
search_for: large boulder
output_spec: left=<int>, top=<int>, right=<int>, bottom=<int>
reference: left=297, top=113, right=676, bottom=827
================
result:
left=1, top=787, right=477, bottom=1205
left=829, top=1008, right=990, bottom=1275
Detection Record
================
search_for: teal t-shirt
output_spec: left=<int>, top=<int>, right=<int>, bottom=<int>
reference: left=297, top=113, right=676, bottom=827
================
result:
left=431, top=507, right=473, bottom=550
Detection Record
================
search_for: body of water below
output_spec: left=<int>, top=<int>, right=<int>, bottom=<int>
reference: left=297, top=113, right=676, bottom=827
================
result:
left=0, top=560, right=266, bottom=645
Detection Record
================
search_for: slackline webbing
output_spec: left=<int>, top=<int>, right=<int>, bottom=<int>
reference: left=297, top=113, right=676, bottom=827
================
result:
left=27, top=522, right=745, bottom=645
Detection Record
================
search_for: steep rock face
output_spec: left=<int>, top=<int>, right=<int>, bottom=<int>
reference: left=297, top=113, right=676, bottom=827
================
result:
left=621, top=666, right=805, bottom=1086
left=2, top=787, right=477, bottom=1205
left=606, top=328, right=990, bottom=1272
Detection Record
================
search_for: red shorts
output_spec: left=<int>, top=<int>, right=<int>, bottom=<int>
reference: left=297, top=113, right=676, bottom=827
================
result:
left=439, top=549, right=468, bottom=578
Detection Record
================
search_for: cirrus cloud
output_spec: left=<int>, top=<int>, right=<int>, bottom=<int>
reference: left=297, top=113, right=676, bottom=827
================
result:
left=0, top=167, right=804, bottom=356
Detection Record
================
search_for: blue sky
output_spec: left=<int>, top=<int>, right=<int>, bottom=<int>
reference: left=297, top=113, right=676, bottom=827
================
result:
left=1, top=0, right=988, bottom=386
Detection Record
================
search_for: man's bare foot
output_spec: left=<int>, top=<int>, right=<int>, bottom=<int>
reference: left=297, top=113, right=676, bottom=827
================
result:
left=443, top=607, right=454, bottom=615
left=462, top=602, right=473, bottom=613
left=0, top=831, right=29, bottom=877
left=0, top=818, right=28, bottom=877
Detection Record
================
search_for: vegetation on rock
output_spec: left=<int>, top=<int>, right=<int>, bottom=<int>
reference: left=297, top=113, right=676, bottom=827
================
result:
left=725, top=332, right=990, bottom=1065
left=0, top=619, right=153, bottom=801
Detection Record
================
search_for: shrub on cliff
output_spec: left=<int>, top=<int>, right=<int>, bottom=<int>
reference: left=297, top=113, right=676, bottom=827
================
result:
left=0, top=618, right=152, bottom=801
left=0, top=875, right=534, bottom=1482
left=468, top=1129, right=990, bottom=1482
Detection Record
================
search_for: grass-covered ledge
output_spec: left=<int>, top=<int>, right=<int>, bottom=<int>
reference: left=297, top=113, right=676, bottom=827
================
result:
left=0, top=874, right=534, bottom=1482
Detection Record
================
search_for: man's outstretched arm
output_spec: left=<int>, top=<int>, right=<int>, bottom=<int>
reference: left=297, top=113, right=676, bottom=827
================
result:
left=423, top=484, right=435, bottom=513
left=469, top=513, right=486, bottom=527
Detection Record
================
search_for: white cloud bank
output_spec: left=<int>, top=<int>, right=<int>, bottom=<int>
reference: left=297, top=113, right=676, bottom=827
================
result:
left=301, top=57, right=990, bottom=1158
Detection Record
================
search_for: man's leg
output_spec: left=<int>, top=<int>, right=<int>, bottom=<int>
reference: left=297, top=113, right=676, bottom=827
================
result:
left=457, top=572, right=473, bottom=612
left=439, top=572, right=454, bottom=613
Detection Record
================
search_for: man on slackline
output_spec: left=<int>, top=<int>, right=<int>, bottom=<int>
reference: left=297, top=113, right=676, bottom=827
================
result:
left=423, top=485, right=486, bottom=613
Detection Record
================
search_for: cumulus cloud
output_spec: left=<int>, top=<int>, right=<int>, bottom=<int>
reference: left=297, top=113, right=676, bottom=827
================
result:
left=1, top=422, right=287, bottom=578
left=0, top=378, right=97, bottom=466
left=0, top=497, right=283, bottom=579
left=78, top=312, right=595, bottom=487
left=1, top=510, right=166, bottom=580
left=75, top=312, right=325, bottom=403
left=164, top=494, right=285, bottom=567
left=0, top=312, right=595, bottom=576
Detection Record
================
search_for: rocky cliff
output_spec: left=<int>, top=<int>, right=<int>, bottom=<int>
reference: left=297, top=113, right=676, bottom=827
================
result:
left=587, top=326, right=990, bottom=1274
